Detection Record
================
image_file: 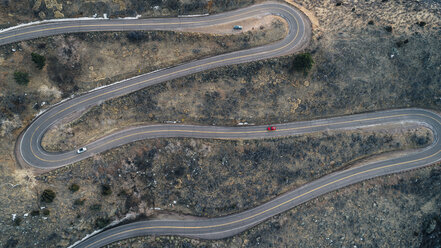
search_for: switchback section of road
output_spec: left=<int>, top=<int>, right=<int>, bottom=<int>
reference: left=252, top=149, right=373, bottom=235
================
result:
left=9, top=1, right=310, bottom=169
left=2, top=2, right=440, bottom=248
left=70, top=108, right=441, bottom=248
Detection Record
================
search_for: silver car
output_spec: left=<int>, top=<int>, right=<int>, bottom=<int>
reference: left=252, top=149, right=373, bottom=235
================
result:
left=77, top=147, right=87, bottom=154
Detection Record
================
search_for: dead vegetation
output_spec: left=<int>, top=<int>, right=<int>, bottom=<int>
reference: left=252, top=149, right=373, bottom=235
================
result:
left=41, top=0, right=440, bottom=152
left=0, top=16, right=286, bottom=146
left=0, top=0, right=440, bottom=247
left=5, top=127, right=432, bottom=247
left=0, top=0, right=262, bottom=27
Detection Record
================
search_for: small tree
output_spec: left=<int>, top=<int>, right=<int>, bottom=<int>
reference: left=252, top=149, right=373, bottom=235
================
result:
left=31, top=52, right=46, bottom=70
left=42, top=208, right=50, bottom=216
left=30, top=210, right=40, bottom=216
left=69, top=183, right=80, bottom=192
left=13, top=71, right=29, bottom=85
left=13, top=217, right=22, bottom=226
left=73, top=198, right=85, bottom=206
left=95, top=217, right=111, bottom=229
left=40, top=189, right=56, bottom=203
left=101, top=184, right=112, bottom=196
left=126, top=31, right=146, bottom=42
left=291, top=53, right=314, bottom=74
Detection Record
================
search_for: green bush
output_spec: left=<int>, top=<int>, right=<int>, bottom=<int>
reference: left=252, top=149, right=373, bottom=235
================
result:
left=13, top=217, right=22, bottom=226
left=13, top=71, right=29, bottom=85
left=40, top=189, right=56, bottom=203
left=73, top=198, right=85, bottom=206
left=69, top=183, right=80, bottom=192
left=42, top=208, right=50, bottom=216
left=89, top=204, right=102, bottom=211
left=101, top=184, right=112, bottom=196
left=30, top=210, right=40, bottom=216
left=31, top=52, right=46, bottom=70
left=95, top=217, right=111, bottom=229
left=291, top=53, right=314, bottom=74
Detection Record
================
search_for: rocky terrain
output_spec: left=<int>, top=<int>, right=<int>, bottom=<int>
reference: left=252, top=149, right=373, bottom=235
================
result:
left=0, top=0, right=440, bottom=247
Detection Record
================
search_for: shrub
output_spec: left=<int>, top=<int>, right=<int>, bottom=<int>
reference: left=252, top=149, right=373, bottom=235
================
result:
left=95, top=217, right=111, bottom=229
left=5, top=238, right=18, bottom=248
left=417, top=21, right=426, bottom=27
left=13, top=71, right=29, bottom=85
left=13, top=217, right=22, bottom=226
left=167, top=0, right=180, bottom=10
left=30, top=210, right=40, bottom=216
left=291, top=53, right=314, bottom=74
left=126, top=31, right=146, bottom=42
left=89, top=204, right=102, bottom=211
left=73, top=199, right=85, bottom=206
left=42, top=208, right=50, bottom=216
left=384, top=26, right=393, bottom=32
left=101, top=184, right=112, bottom=196
left=40, top=189, right=56, bottom=203
left=69, top=183, right=80, bottom=192
left=396, top=39, right=409, bottom=48
left=31, top=52, right=46, bottom=70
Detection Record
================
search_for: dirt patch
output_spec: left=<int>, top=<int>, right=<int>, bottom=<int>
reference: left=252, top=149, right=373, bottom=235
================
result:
left=186, top=15, right=288, bottom=35
left=285, top=0, right=320, bottom=29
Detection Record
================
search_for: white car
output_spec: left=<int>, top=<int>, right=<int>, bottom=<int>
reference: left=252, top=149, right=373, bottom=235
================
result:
left=77, top=147, right=87, bottom=154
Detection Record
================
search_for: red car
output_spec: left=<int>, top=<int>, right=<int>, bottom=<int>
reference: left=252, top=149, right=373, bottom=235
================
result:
left=267, top=126, right=276, bottom=131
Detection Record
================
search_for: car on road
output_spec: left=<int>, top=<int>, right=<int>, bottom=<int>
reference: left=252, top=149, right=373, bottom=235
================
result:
left=267, top=126, right=276, bottom=131
left=233, top=25, right=243, bottom=30
left=77, top=147, right=87, bottom=154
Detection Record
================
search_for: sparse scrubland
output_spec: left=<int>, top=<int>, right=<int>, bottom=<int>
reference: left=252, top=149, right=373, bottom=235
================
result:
left=1, top=0, right=441, bottom=247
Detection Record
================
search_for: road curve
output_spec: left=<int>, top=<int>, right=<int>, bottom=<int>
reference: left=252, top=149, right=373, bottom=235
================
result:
left=2, top=2, right=440, bottom=248
left=10, top=1, right=310, bottom=169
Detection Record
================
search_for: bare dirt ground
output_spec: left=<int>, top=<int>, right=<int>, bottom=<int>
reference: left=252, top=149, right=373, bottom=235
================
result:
left=186, top=15, right=287, bottom=34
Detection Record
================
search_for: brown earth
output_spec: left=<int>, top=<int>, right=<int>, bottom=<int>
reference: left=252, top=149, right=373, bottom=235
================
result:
left=0, top=15, right=286, bottom=148
left=1, top=126, right=432, bottom=247
left=0, top=0, right=440, bottom=247
left=39, top=0, right=440, bottom=152
left=108, top=163, right=441, bottom=248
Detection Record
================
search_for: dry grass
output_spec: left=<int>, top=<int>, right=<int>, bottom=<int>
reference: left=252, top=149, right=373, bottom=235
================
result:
left=40, top=17, right=288, bottom=151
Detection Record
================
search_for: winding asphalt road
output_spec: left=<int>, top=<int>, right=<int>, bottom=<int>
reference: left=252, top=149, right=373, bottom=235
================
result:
left=1, top=2, right=440, bottom=248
